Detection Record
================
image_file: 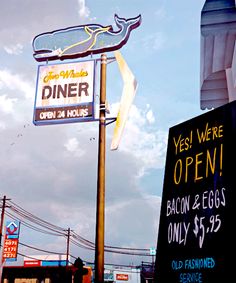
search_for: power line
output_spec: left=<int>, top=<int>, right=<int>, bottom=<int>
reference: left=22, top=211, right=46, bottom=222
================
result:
left=5, top=211, right=65, bottom=236
left=19, top=241, right=65, bottom=255
left=2, top=196, right=152, bottom=258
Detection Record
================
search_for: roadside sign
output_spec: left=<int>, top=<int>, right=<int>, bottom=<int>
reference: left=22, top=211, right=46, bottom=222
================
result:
left=2, top=221, right=20, bottom=262
left=2, top=238, right=19, bottom=261
left=24, top=260, right=41, bottom=267
left=116, top=274, right=129, bottom=281
left=32, top=15, right=141, bottom=62
left=33, top=60, right=96, bottom=125
left=6, top=221, right=20, bottom=238
left=23, top=254, right=69, bottom=267
left=154, top=100, right=236, bottom=283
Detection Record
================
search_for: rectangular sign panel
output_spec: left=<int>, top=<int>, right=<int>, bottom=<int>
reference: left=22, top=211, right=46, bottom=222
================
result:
left=154, top=101, right=236, bottom=283
left=2, top=238, right=19, bottom=261
left=24, top=260, right=41, bottom=267
left=33, top=60, right=95, bottom=125
left=23, top=254, right=69, bottom=267
left=116, top=274, right=129, bottom=281
left=2, top=220, right=20, bottom=261
left=41, top=260, right=67, bottom=266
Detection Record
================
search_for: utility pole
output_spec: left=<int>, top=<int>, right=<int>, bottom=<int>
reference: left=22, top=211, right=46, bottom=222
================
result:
left=66, top=227, right=70, bottom=267
left=95, top=53, right=107, bottom=283
left=0, top=195, right=10, bottom=283
left=0, top=196, right=10, bottom=249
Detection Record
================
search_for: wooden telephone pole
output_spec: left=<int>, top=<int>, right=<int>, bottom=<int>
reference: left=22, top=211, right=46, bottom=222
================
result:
left=0, top=196, right=9, bottom=248
left=94, top=53, right=107, bottom=283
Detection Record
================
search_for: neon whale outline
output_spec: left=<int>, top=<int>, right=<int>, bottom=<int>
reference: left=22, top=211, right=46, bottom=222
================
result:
left=32, top=14, right=141, bottom=61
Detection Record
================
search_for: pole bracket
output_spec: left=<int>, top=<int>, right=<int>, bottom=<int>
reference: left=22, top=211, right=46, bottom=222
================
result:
left=99, top=101, right=110, bottom=114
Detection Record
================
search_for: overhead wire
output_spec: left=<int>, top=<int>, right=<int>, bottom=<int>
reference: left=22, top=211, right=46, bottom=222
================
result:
left=2, top=197, right=152, bottom=257
left=5, top=211, right=65, bottom=237
left=19, top=242, right=65, bottom=255
left=8, top=200, right=65, bottom=233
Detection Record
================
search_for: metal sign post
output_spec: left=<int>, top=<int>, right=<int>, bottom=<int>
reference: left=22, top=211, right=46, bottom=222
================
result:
left=95, top=53, right=107, bottom=283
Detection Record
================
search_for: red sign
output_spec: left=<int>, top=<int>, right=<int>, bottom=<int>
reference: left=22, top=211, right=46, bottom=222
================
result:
left=24, top=260, right=41, bottom=267
left=116, top=274, right=129, bottom=281
left=2, top=238, right=19, bottom=260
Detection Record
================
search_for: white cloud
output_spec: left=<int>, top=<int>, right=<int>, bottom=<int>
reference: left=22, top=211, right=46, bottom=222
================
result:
left=0, top=94, right=18, bottom=113
left=146, top=109, right=155, bottom=124
left=4, top=43, right=23, bottom=55
left=0, top=121, right=6, bottom=130
left=105, top=194, right=161, bottom=249
left=142, top=32, right=166, bottom=51
left=77, top=0, right=90, bottom=19
left=155, top=7, right=167, bottom=21
left=111, top=104, right=168, bottom=177
left=64, top=137, right=85, bottom=157
left=0, top=69, right=34, bottom=99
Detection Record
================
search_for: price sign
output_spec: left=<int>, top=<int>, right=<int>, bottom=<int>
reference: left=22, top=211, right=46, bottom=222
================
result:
left=2, top=238, right=19, bottom=260
left=154, top=101, right=236, bottom=283
left=2, top=221, right=20, bottom=261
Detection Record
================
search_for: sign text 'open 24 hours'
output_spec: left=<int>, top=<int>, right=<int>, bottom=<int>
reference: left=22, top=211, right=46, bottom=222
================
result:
left=33, top=60, right=95, bottom=125
left=154, top=101, right=236, bottom=283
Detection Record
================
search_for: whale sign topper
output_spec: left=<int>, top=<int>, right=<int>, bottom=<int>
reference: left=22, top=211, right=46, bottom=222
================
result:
left=32, top=14, right=141, bottom=62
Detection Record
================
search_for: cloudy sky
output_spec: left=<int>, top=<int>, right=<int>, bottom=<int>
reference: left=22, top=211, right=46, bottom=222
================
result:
left=0, top=0, right=206, bottom=267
